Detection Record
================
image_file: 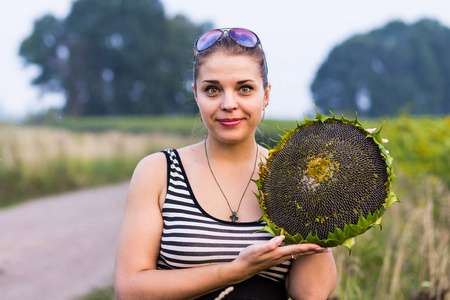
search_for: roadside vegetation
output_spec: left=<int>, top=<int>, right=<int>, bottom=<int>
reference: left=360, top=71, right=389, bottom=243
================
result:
left=1, top=115, right=448, bottom=299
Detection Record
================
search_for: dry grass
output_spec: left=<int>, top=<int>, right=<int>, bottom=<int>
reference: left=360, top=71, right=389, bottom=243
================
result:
left=0, top=125, right=196, bottom=169
left=1, top=120, right=449, bottom=299
left=0, top=124, right=199, bottom=206
left=330, top=175, right=450, bottom=300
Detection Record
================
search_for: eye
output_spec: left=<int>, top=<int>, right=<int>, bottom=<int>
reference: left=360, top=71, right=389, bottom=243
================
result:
left=240, top=85, right=254, bottom=94
left=205, top=86, right=220, bottom=95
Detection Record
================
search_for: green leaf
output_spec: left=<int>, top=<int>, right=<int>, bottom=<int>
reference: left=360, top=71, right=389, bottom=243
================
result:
left=386, top=191, right=400, bottom=207
left=342, top=238, right=355, bottom=253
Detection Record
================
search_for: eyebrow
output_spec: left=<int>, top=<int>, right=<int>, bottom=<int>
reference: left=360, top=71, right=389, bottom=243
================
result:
left=237, top=80, right=255, bottom=84
left=201, top=79, right=255, bottom=84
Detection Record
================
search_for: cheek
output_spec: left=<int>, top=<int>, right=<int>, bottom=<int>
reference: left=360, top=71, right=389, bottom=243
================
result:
left=197, top=101, right=206, bottom=116
left=249, top=93, right=266, bottom=110
left=196, top=98, right=215, bottom=117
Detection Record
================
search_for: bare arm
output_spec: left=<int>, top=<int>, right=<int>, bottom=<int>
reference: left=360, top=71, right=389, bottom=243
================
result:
left=114, top=153, right=330, bottom=299
left=285, top=250, right=337, bottom=300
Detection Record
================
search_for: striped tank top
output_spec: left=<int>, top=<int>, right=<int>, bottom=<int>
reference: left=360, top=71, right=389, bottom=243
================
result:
left=157, top=149, right=291, bottom=283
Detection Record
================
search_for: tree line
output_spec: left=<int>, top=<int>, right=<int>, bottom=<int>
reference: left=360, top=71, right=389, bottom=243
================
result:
left=311, top=19, right=450, bottom=116
left=20, top=1, right=450, bottom=117
left=20, top=0, right=210, bottom=116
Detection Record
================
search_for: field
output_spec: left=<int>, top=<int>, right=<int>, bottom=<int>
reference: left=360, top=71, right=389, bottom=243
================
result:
left=0, top=121, right=201, bottom=207
left=1, top=114, right=449, bottom=299
left=0, top=116, right=301, bottom=207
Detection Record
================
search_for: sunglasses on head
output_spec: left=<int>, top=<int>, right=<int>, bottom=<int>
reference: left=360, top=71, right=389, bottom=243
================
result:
left=194, top=28, right=261, bottom=56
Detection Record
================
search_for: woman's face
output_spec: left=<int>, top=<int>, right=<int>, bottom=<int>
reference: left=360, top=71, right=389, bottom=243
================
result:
left=193, top=52, right=271, bottom=145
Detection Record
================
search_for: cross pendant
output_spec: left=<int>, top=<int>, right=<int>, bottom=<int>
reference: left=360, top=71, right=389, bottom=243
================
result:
left=230, top=211, right=239, bottom=223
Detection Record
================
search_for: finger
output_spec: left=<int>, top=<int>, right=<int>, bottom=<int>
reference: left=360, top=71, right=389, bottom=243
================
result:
left=242, top=235, right=284, bottom=256
left=253, top=235, right=286, bottom=256
left=292, top=247, right=332, bottom=258
left=289, top=243, right=323, bottom=252
left=282, top=244, right=330, bottom=258
left=267, top=235, right=286, bottom=250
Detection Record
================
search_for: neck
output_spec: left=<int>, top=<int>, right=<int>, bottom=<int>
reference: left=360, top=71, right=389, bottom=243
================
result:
left=205, top=136, right=258, bottom=164
left=203, top=136, right=260, bottom=223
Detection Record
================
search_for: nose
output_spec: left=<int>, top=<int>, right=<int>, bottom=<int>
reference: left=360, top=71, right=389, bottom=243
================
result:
left=220, top=91, right=238, bottom=111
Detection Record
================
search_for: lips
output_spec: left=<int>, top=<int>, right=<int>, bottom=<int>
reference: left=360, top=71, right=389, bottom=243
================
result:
left=217, top=118, right=244, bottom=127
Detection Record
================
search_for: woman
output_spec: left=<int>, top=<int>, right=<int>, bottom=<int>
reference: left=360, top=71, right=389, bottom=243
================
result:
left=114, top=28, right=337, bottom=299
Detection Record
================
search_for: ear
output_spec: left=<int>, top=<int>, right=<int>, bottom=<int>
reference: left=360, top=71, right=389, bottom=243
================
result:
left=192, top=83, right=198, bottom=102
left=263, top=83, right=271, bottom=107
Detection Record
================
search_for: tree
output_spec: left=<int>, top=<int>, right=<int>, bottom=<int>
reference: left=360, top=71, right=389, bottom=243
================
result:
left=311, top=19, right=450, bottom=117
left=19, top=0, right=210, bottom=116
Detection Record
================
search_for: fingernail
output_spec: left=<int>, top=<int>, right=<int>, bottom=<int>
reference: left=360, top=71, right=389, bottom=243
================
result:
left=317, top=247, right=331, bottom=252
left=279, top=235, right=285, bottom=241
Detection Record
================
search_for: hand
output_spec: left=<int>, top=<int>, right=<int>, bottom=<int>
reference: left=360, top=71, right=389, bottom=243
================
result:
left=232, top=235, right=330, bottom=279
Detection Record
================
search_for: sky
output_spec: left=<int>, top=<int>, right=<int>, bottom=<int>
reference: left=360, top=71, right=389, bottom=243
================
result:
left=1, top=0, right=450, bottom=120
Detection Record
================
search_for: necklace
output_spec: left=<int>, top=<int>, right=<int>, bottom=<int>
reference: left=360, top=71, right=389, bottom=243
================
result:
left=204, top=139, right=259, bottom=223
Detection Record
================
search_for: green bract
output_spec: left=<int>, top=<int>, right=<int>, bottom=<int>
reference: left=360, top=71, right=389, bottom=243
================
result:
left=256, top=109, right=399, bottom=252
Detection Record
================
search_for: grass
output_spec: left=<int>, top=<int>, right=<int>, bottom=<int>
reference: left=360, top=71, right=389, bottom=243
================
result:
left=27, top=114, right=298, bottom=135
left=28, top=115, right=202, bottom=135
left=330, top=174, right=449, bottom=300
left=77, top=286, right=115, bottom=300
left=0, top=124, right=200, bottom=207
left=0, top=116, right=299, bottom=207
left=2, top=114, right=449, bottom=299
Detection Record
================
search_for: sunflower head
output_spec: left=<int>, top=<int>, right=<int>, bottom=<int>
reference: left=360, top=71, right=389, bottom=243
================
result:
left=256, top=109, right=399, bottom=252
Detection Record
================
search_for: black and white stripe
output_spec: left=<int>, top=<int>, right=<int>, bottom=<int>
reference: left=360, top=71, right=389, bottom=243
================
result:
left=156, top=149, right=291, bottom=282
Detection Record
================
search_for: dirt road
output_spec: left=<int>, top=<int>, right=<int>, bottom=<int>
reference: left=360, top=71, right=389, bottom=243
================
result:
left=0, top=182, right=129, bottom=300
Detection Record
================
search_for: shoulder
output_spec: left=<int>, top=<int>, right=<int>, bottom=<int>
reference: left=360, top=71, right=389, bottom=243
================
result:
left=126, top=151, right=170, bottom=208
left=133, top=151, right=168, bottom=180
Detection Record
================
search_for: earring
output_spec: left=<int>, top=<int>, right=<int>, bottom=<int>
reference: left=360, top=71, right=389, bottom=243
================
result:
left=261, top=101, right=268, bottom=122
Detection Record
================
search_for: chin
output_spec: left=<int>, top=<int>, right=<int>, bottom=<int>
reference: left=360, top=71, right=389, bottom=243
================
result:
left=215, top=131, right=255, bottom=145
